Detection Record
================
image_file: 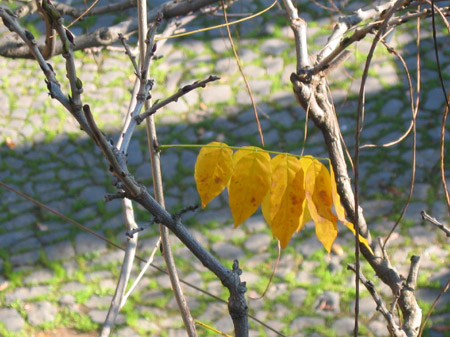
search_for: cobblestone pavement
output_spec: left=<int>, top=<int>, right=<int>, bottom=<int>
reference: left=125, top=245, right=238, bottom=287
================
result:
left=0, top=1, right=450, bottom=337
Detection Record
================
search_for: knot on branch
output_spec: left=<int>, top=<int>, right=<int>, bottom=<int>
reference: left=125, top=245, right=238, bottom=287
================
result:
left=291, top=67, right=313, bottom=84
left=224, top=260, right=248, bottom=320
left=104, top=191, right=127, bottom=202
left=98, top=28, right=114, bottom=45
left=126, top=226, right=144, bottom=238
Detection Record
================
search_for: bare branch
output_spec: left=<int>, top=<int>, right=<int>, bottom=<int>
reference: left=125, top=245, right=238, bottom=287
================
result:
left=400, top=256, right=422, bottom=337
left=135, top=75, right=220, bottom=124
left=421, top=211, right=450, bottom=237
left=100, top=198, right=139, bottom=337
left=348, top=264, right=408, bottom=337
left=119, top=33, right=139, bottom=75
left=285, top=1, right=425, bottom=337
left=281, top=0, right=310, bottom=71
left=311, top=4, right=450, bottom=78
left=137, top=1, right=198, bottom=335
left=53, top=0, right=137, bottom=18
left=0, top=0, right=221, bottom=59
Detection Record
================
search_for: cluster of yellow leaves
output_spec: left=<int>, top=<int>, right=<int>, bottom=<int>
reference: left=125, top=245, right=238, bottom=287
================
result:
left=194, top=142, right=371, bottom=253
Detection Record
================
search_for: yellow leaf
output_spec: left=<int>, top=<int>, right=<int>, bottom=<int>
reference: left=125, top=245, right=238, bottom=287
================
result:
left=232, top=146, right=259, bottom=165
left=261, top=154, right=290, bottom=222
left=268, top=154, right=306, bottom=248
left=194, top=142, right=233, bottom=208
left=329, top=165, right=373, bottom=255
left=305, top=159, right=337, bottom=253
left=228, top=148, right=271, bottom=227
left=261, top=184, right=271, bottom=225
left=297, top=158, right=314, bottom=232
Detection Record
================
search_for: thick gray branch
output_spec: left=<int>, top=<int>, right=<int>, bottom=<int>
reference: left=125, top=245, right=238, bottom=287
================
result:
left=0, top=0, right=220, bottom=59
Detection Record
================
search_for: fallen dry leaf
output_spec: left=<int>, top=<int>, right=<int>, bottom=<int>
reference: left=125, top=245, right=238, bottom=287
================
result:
left=5, top=136, right=16, bottom=149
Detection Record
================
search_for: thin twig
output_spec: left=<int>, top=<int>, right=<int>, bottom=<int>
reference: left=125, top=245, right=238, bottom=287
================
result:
left=360, top=42, right=417, bottom=149
left=347, top=264, right=408, bottom=337
left=221, top=0, right=264, bottom=147
left=381, top=40, right=417, bottom=249
left=100, top=198, right=139, bottom=337
left=428, top=0, right=450, bottom=217
left=119, top=33, right=139, bottom=75
left=138, top=0, right=197, bottom=335
left=120, top=236, right=162, bottom=309
left=353, top=3, right=406, bottom=334
left=311, top=4, right=450, bottom=79
left=421, top=211, right=450, bottom=237
left=135, top=76, right=220, bottom=124
left=419, top=275, right=450, bottom=337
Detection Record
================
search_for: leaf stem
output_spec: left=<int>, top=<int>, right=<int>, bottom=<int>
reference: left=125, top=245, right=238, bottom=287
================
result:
left=158, top=143, right=330, bottom=162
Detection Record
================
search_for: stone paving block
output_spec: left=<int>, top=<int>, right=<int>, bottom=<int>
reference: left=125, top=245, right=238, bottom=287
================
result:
left=85, top=295, right=113, bottom=309
left=5, top=285, right=51, bottom=304
left=0, top=230, right=34, bottom=249
left=296, top=235, right=322, bottom=258
left=211, top=242, right=245, bottom=260
left=59, top=293, right=78, bottom=312
left=39, top=229, right=71, bottom=245
left=263, top=56, right=284, bottom=75
left=360, top=199, right=394, bottom=220
left=215, top=315, right=234, bottom=336
left=60, top=281, right=87, bottom=293
left=116, top=327, right=141, bottom=337
left=180, top=150, right=197, bottom=170
left=127, top=139, right=143, bottom=165
left=8, top=200, right=34, bottom=214
left=92, top=250, right=125, bottom=265
left=88, top=309, right=125, bottom=324
left=27, top=301, right=57, bottom=326
left=331, top=317, right=356, bottom=337
left=408, top=224, right=437, bottom=245
left=210, top=37, right=232, bottom=53
left=84, top=270, right=113, bottom=282
left=260, top=39, right=289, bottom=55
left=244, top=233, right=271, bottom=253
left=23, top=268, right=54, bottom=285
left=289, top=288, right=308, bottom=308
left=425, top=87, right=445, bottom=110
left=10, top=249, right=40, bottom=266
left=215, top=57, right=239, bottom=73
left=45, top=240, right=75, bottom=261
left=368, top=320, right=390, bottom=337
left=80, top=185, right=106, bottom=203
left=200, top=84, right=232, bottom=104
left=290, top=316, right=325, bottom=332
left=75, top=232, right=107, bottom=255
left=0, top=308, right=25, bottom=332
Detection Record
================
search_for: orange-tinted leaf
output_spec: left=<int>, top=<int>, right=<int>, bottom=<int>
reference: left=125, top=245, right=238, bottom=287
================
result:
left=305, top=159, right=337, bottom=253
left=262, top=154, right=290, bottom=222
left=329, top=165, right=373, bottom=254
left=297, top=158, right=314, bottom=232
left=228, top=148, right=271, bottom=227
left=329, top=165, right=347, bottom=223
left=5, top=136, right=16, bottom=149
left=195, top=142, right=233, bottom=208
left=268, top=155, right=306, bottom=248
